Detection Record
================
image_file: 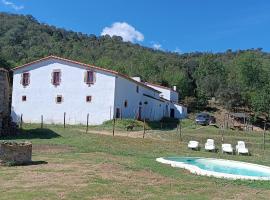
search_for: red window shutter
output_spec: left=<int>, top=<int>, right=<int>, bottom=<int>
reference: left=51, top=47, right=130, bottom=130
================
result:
left=84, top=71, right=87, bottom=83
left=86, top=70, right=95, bottom=84
left=22, top=72, right=30, bottom=87
left=52, top=70, right=61, bottom=86
left=93, top=71, right=96, bottom=83
left=27, top=73, right=30, bottom=85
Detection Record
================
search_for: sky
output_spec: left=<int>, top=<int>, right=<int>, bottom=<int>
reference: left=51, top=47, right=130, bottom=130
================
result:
left=1, top=0, right=270, bottom=53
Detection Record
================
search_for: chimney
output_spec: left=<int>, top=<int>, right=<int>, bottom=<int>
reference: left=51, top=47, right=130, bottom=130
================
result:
left=132, top=77, right=141, bottom=82
left=173, top=86, right=177, bottom=91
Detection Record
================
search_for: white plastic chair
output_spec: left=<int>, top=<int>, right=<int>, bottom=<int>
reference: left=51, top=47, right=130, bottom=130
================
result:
left=188, top=141, right=199, bottom=150
left=222, top=143, right=233, bottom=154
left=236, top=141, right=249, bottom=155
left=205, top=139, right=216, bottom=152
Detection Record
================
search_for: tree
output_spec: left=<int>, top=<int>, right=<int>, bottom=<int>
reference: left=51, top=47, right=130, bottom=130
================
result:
left=0, top=56, right=10, bottom=70
left=236, top=52, right=265, bottom=90
left=195, top=54, right=225, bottom=98
left=251, top=84, right=270, bottom=120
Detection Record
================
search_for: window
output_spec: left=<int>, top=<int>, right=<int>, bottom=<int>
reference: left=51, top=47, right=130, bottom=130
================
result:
left=136, top=85, right=139, bottom=93
left=21, top=72, right=30, bottom=87
left=52, top=70, right=61, bottom=86
left=85, top=70, right=95, bottom=84
left=86, top=95, right=92, bottom=102
left=56, top=95, right=63, bottom=104
left=124, top=100, right=128, bottom=108
left=22, top=96, right=27, bottom=101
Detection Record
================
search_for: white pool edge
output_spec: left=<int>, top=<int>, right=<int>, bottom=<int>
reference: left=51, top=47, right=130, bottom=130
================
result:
left=156, top=157, right=270, bottom=181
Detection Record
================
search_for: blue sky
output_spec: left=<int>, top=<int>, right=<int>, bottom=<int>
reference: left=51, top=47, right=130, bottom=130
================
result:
left=1, top=0, right=270, bottom=53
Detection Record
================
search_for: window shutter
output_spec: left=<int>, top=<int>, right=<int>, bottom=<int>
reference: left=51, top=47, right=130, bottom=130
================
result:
left=27, top=73, right=30, bottom=85
left=20, top=73, right=23, bottom=85
left=93, top=71, right=96, bottom=83
left=85, top=70, right=95, bottom=85
left=21, top=72, right=30, bottom=87
left=52, top=70, right=61, bottom=86
left=51, top=71, right=54, bottom=85
left=84, top=71, right=87, bottom=83
left=59, top=71, right=62, bottom=85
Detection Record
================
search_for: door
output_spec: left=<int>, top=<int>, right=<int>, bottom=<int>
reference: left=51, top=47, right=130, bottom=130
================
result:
left=170, top=108, right=175, bottom=118
left=138, top=106, right=142, bottom=120
left=115, top=108, right=121, bottom=119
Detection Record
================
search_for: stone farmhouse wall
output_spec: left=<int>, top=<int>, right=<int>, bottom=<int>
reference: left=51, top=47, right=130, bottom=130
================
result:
left=0, top=68, right=11, bottom=135
left=0, top=142, right=32, bottom=164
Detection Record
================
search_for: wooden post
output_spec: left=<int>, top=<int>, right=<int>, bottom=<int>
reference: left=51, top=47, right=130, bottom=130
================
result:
left=41, top=115, right=43, bottom=129
left=244, top=115, right=246, bottom=132
left=263, top=121, right=266, bottom=150
left=179, top=119, right=182, bottom=141
left=221, top=125, right=224, bottom=143
left=20, top=114, right=23, bottom=129
left=86, top=113, right=89, bottom=133
left=112, top=118, right=116, bottom=136
left=143, top=118, right=146, bottom=139
left=64, top=112, right=66, bottom=128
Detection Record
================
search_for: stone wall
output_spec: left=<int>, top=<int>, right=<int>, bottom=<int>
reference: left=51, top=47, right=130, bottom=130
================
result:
left=0, top=142, right=32, bottom=164
left=0, top=68, right=12, bottom=136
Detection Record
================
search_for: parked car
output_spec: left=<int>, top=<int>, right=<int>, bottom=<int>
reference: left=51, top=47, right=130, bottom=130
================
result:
left=195, top=113, right=211, bottom=125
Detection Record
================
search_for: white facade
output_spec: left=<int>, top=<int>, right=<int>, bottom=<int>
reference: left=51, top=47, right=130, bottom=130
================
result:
left=145, top=82, right=187, bottom=119
left=114, top=76, right=166, bottom=121
left=12, top=56, right=187, bottom=125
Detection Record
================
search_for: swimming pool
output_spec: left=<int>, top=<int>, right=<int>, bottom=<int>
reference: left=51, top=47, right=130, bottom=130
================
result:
left=156, top=157, right=270, bottom=180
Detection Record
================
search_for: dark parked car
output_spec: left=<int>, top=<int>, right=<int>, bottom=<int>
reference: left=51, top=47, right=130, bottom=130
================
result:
left=195, top=113, right=212, bottom=125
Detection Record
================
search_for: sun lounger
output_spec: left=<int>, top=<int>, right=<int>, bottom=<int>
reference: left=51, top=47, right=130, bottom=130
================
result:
left=188, top=141, right=199, bottom=150
left=222, top=143, right=233, bottom=154
left=236, top=141, right=249, bottom=155
left=205, top=139, right=216, bottom=152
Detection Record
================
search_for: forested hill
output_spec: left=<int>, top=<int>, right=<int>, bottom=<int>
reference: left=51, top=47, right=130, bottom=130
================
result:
left=0, top=12, right=270, bottom=119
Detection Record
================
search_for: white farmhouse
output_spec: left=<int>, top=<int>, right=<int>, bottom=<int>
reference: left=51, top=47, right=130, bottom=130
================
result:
left=11, top=56, right=187, bottom=125
left=145, top=82, right=186, bottom=118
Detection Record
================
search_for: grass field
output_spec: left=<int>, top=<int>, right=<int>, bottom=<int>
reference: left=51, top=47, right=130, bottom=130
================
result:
left=1, top=120, right=270, bottom=200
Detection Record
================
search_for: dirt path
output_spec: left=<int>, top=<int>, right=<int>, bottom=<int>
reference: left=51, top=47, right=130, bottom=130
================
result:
left=75, top=128, right=166, bottom=140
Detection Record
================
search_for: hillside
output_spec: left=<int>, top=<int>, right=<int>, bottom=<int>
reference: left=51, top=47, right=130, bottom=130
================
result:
left=0, top=12, right=195, bottom=95
left=0, top=12, right=270, bottom=121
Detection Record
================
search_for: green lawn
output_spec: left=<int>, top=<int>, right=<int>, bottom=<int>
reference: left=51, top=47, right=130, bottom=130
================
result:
left=0, top=122, right=270, bottom=200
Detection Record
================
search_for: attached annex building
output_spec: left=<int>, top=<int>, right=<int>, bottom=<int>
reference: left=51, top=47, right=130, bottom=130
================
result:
left=11, top=56, right=187, bottom=125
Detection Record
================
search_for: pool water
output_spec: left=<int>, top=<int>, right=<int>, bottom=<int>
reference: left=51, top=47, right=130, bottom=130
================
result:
left=157, top=157, right=270, bottom=180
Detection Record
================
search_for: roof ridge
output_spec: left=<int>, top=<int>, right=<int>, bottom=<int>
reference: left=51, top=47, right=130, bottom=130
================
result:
left=145, top=82, right=176, bottom=91
left=12, top=55, right=161, bottom=93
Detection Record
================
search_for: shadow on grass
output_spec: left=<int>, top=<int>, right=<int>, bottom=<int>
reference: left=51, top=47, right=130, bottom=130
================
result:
left=5, top=160, right=48, bottom=167
left=0, top=128, right=61, bottom=140
left=22, top=160, right=48, bottom=166
left=147, top=118, right=179, bottom=130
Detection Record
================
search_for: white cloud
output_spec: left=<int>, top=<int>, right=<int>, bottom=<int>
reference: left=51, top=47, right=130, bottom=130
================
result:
left=174, top=47, right=182, bottom=54
left=152, top=43, right=162, bottom=50
left=2, top=0, right=24, bottom=10
left=101, top=22, right=144, bottom=43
